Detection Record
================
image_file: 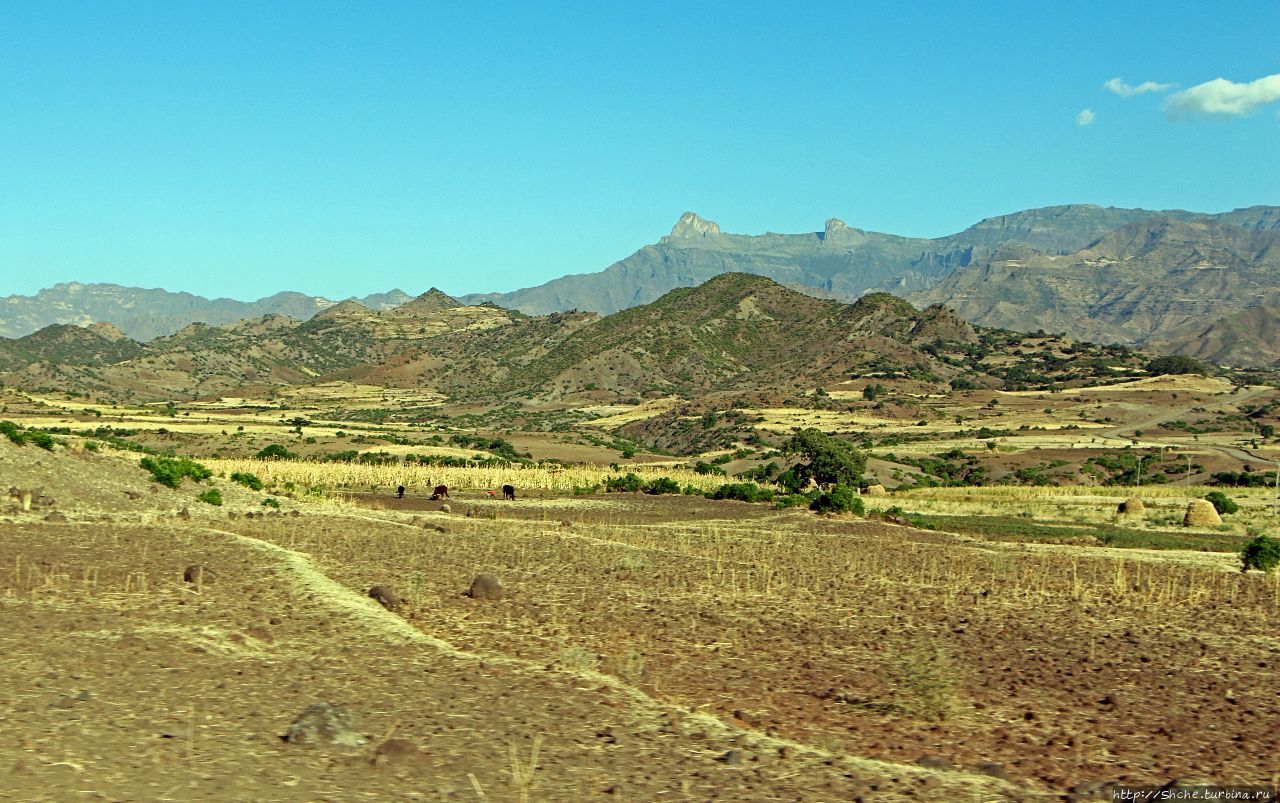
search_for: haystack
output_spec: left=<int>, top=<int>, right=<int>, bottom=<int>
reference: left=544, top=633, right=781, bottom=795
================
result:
left=865, top=484, right=888, bottom=496
left=1118, top=498, right=1145, bottom=516
left=1183, top=499, right=1222, bottom=527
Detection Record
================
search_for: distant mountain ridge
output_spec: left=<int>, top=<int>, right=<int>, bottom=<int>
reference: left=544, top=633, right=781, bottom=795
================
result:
left=910, top=218, right=1280, bottom=366
left=460, top=204, right=1280, bottom=316
left=0, top=283, right=415, bottom=341
left=3, top=273, right=1116, bottom=404
left=5, top=203, right=1280, bottom=362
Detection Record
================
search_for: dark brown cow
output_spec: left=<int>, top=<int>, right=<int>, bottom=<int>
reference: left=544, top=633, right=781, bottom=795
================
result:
left=502, top=484, right=516, bottom=501
left=430, top=484, right=449, bottom=500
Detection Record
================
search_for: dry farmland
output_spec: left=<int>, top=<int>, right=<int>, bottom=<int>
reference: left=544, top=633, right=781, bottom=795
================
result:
left=3, top=378, right=1280, bottom=800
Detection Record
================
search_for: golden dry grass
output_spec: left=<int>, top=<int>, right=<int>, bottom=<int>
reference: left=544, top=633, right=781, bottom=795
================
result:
left=203, top=458, right=729, bottom=493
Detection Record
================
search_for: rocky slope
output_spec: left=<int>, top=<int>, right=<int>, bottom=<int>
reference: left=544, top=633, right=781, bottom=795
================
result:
left=911, top=219, right=1280, bottom=365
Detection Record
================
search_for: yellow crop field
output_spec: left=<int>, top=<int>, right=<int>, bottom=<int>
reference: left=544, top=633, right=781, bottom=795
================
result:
left=204, top=457, right=730, bottom=493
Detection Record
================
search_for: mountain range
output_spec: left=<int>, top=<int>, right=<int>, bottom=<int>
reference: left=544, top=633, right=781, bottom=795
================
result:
left=3, top=203, right=1280, bottom=367
left=909, top=217, right=1280, bottom=367
left=0, top=275, right=1135, bottom=406
left=460, top=205, right=1280, bottom=317
left=0, top=283, right=413, bottom=342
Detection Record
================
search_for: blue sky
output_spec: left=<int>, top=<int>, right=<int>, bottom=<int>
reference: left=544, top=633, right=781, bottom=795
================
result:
left=1, top=1, right=1277, bottom=300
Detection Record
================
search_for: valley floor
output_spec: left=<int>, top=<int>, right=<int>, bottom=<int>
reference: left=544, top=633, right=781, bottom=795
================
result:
left=2, top=438, right=1278, bottom=800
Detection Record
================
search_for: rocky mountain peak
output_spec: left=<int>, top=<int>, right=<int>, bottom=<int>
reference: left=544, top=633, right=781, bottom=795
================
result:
left=399, top=288, right=460, bottom=314
left=669, top=212, right=722, bottom=239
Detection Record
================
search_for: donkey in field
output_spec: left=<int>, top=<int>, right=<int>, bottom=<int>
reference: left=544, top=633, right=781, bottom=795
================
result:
left=502, top=484, right=516, bottom=501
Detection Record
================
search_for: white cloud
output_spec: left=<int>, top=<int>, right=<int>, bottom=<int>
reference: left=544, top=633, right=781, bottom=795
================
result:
left=1076, top=108, right=1096, bottom=126
left=1165, top=73, right=1280, bottom=119
left=1103, top=77, right=1174, bottom=97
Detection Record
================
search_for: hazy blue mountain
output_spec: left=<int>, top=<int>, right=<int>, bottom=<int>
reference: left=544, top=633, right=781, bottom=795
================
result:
left=0, top=283, right=414, bottom=341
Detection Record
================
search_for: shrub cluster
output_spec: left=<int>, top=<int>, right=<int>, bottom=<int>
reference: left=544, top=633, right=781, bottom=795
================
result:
left=709, top=482, right=774, bottom=503
left=0, top=421, right=56, bottom=451
left=230, top=472, right=264, bottom=491
left=1241, top=535, right=1280, bottom=573
left=604, top=473, right=683, bottom=495
left=256, top=444, right=298, bottom=460
left=1203, top=491, right=1239, bottom=515
left=196, top=488, right=223, bottom=506
left=809, top=484, right=864, bottom=515
left=140, top=456, right=212, bottom=489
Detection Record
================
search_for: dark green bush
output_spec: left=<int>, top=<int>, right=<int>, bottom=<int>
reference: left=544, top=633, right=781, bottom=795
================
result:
left=196, top=488, right=223, bottom=506
left=261, top=497, right=281, bottom=508
left=140, top=456, right=212, bottom=489
left=230, top=472, right=264, bottom=491
left=810, top=484, right=864, bottom=515
left=776, top=469, right=809, bottom=494
left=693, top=461, right=726, bottom=476
left=255, top=444, right=297, bottom=460
left=710, top=482, right=775, bottom=503
left=644, top=477, right=682, bottom=495
left=1, top=421, right=26, bottom=445
left=775, top=492, right=818, bottom=509
left=1204, top=491, right=1239, bottom=515
left=27, top=432, right=55, bottom=451
left=1146, top=355, right=1209, bottom=376
left=605, top=473, right=643, bottom=493
left=1240, top=535, right=1280, bottom=572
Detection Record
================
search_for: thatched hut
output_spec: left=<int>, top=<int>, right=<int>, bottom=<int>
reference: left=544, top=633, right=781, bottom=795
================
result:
left=865, top=484, right=888, bottom=496
left=1183, top=499, right=1222, bottom=527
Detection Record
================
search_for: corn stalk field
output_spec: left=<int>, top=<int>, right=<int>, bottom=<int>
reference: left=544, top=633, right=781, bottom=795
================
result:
left=204, top=457, right=731, bottom=493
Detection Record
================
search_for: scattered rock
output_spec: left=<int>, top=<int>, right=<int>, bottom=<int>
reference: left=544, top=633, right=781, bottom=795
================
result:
left=717, top=749, right=744, bottom=765
left=43, top=511, right=67, bottom=523
left=974, top=761, right=1009, bottom=780
left=467, top=574, right=504, bottom=601
left=183, top=565, right=215, bottom=584
left=1163, top=777, right=1217, bottom=790
left=282, top=703, right=365, bottom=747
left=178, top=506, right=190, bottom=520
left=370, top=737, right=426, bottom=766
left=367, top=585, right=402, bottom=611
left=915, top=754, right=954, bottom=770
left=439, top=503, right=451, bottom=514
left=1183, top=499, right=1221, bottom=527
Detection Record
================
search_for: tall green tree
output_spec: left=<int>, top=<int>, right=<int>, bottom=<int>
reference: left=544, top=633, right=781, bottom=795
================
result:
left=781, top=429, right=866, bottom=489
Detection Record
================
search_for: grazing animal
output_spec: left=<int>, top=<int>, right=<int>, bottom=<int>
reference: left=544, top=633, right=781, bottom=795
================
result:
left=502, top=484, right=516, bottom=501
left=430, top=484, right=449, bottom=500
left=396, top=485, right=405, bottom=499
